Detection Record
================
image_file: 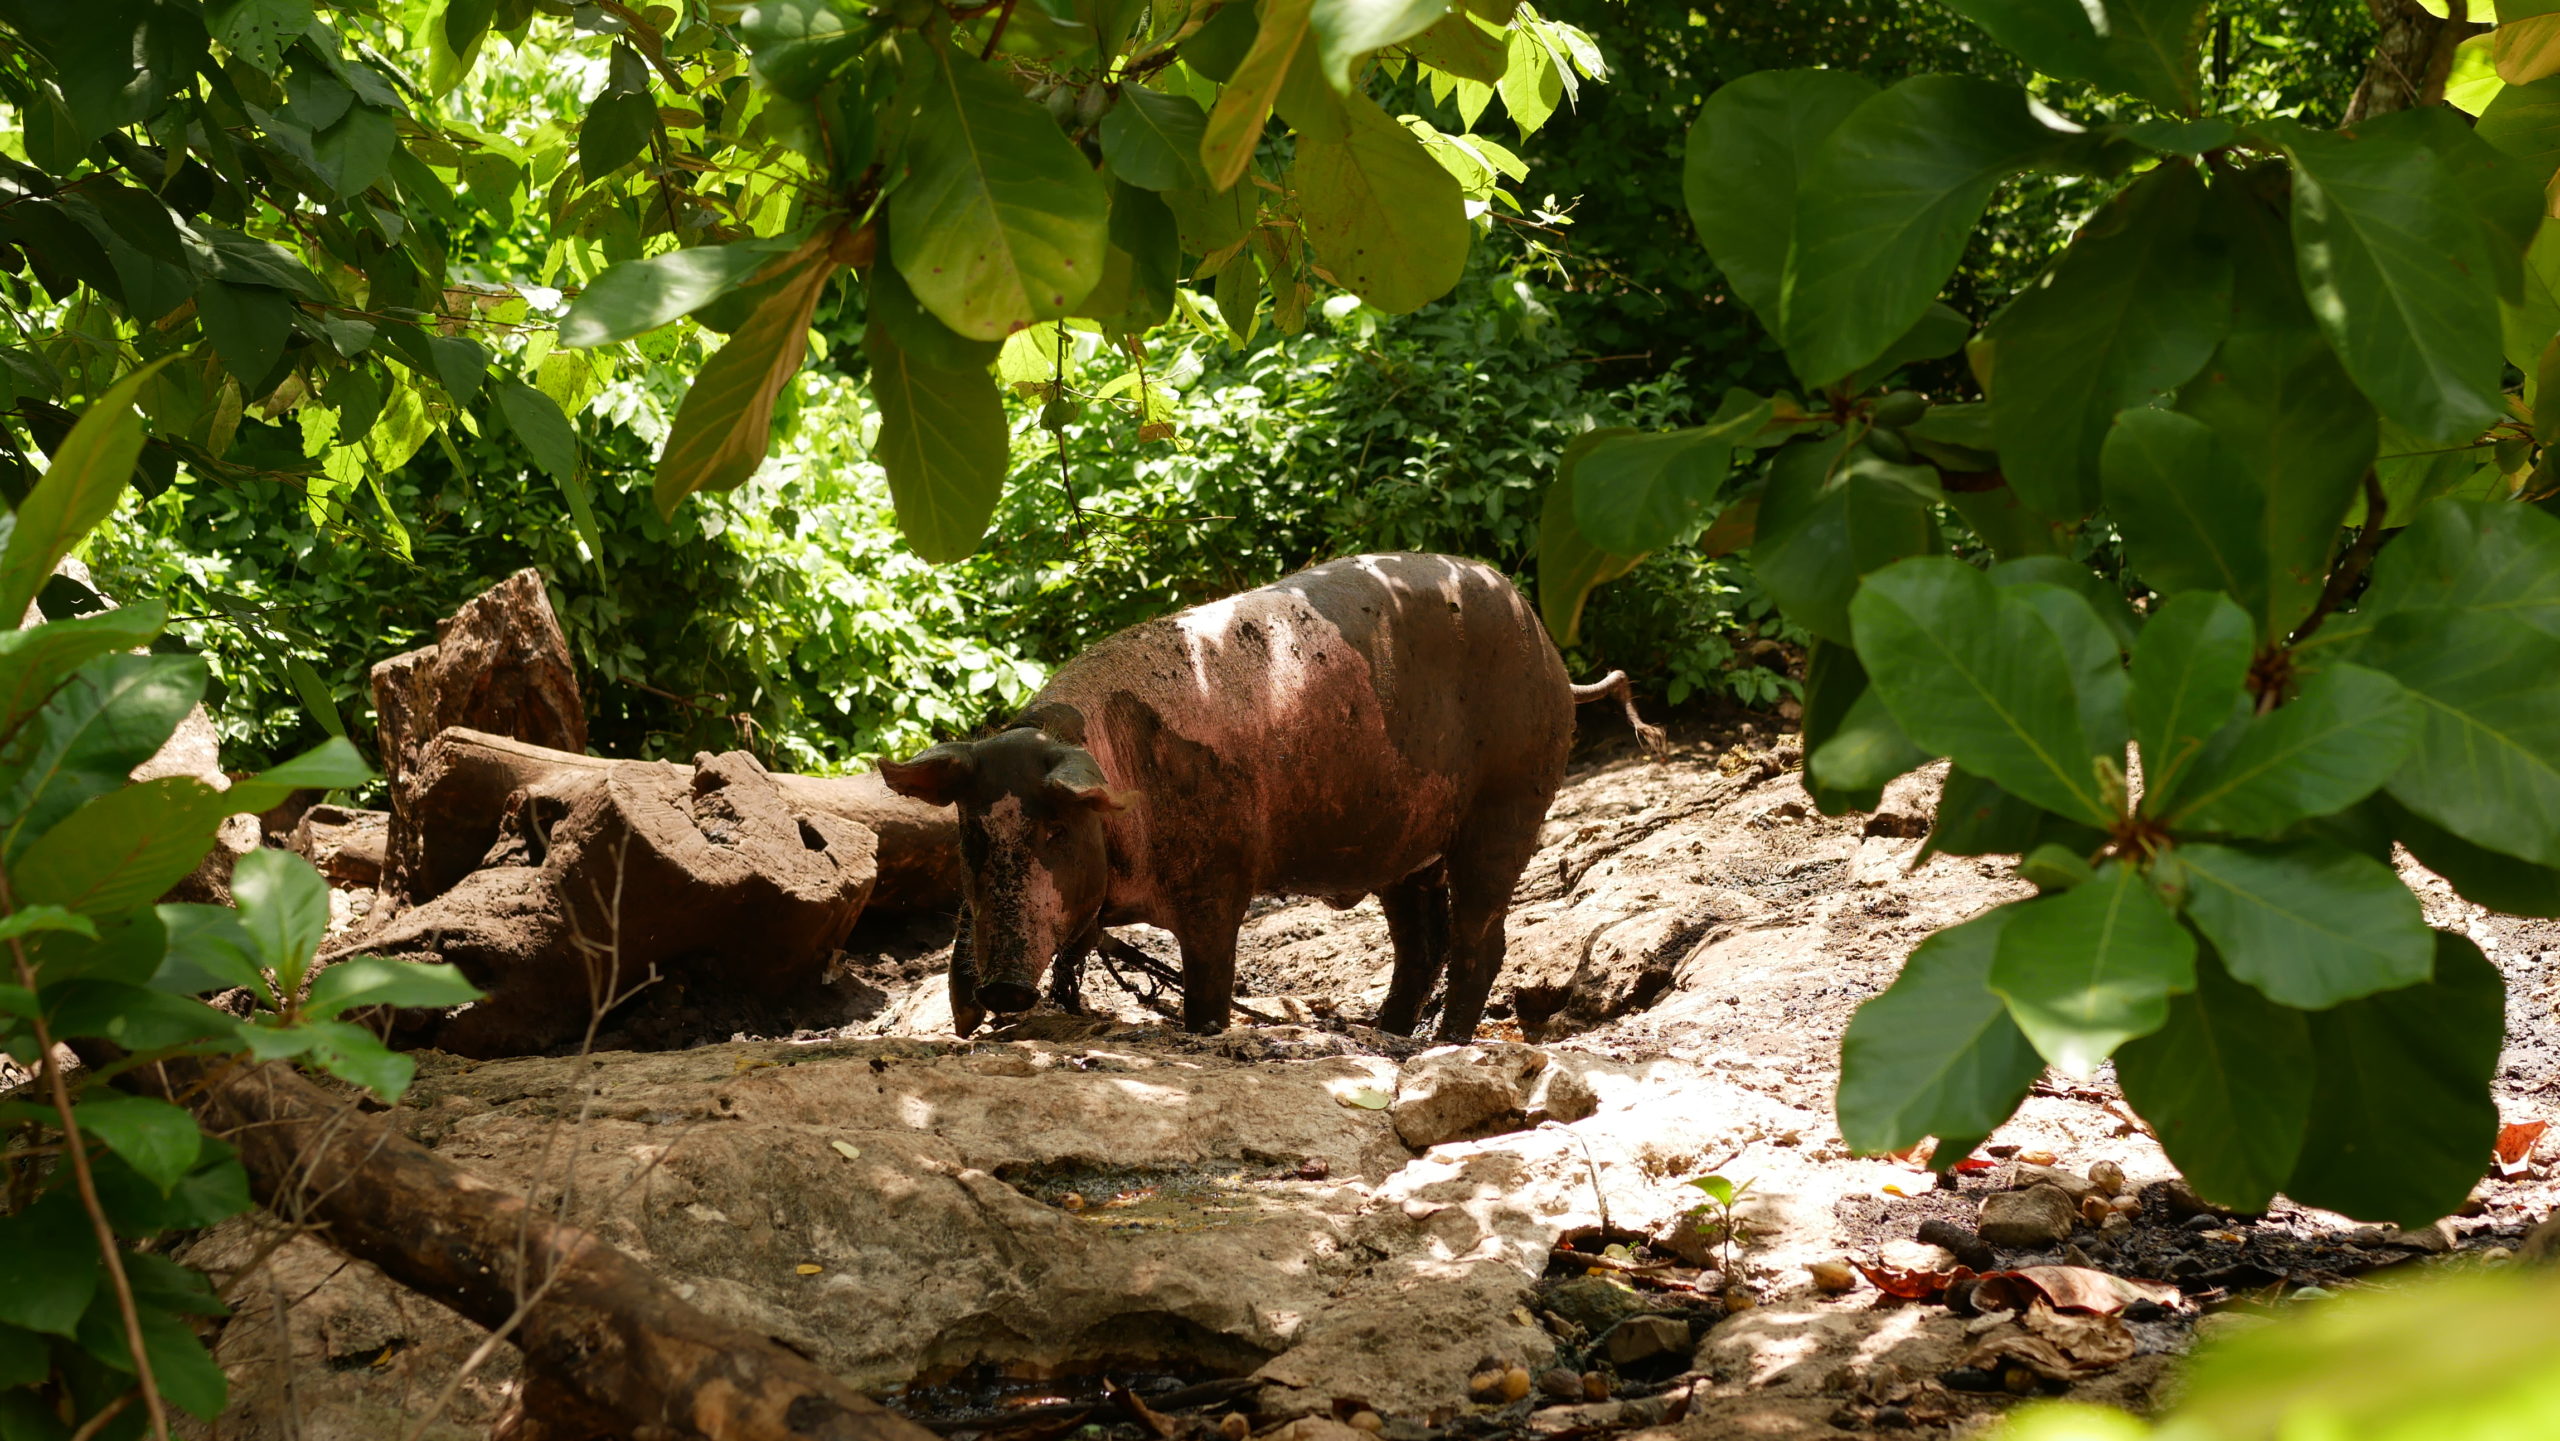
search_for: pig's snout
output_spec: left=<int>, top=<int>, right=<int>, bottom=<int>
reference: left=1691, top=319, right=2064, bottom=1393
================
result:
left=974, top=956, right=1041, bottom=1015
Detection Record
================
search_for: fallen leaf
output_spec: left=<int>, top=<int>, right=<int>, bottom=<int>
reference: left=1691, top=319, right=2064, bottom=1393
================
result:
left=1880, top=1184, right=1913, bottom=1198
left=1972, top=1266, right=2181, bottom=1316
left=1855, top=1262, right=1977, bottom=1300
left=735, top=1055, right=777, bottom=1073
left=1338, top=1086, right=1392, bottom=1110
left=1964, top=1302, right=2134, bottom=1378
left=1950, top=1157, right=1998, bottom=1175
left=1106, top=1379, right=1179, bottom=1440
left=2496, top=1120, right=2545, bottom=1178
left=830, top=1140, right=862, bottom=1161
left=1881, top=1139, right=1938, bottom=1168
left=795, top=1263, right=823, bottom=1275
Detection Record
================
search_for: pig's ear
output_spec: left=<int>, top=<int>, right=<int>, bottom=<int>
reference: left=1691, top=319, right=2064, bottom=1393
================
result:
left=880, top=743, right=977, bottom=806
left=1044, top=750, right=1139, bottom=813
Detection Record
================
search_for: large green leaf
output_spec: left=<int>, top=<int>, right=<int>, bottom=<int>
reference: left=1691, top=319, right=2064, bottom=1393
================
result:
left=1922, top=766, right=2107, bottom=859
left=493, top=376, right=579, bottom=486
left=866, top=318, right=1008, bottom=565
left=737, top=0, right=870, bottom=102
left=1849, top=557, right=2111, bottom=825
left=870, top=248, right=1003, bottom=373
left=2174, top=839, right=2434, bottom=1008
left=1681, top=69, right=1877, bottom=334
left=652, top=242, right=835, bottom=516
left=73, top=1094, right=200, bottom=1194
left=1748, top=433, right=1936, bottom=646
left=1836, top=904, right=2046, bottom=1155
left=1993, top=575, right=2131, bottom=762
left=1782, top=76, right=2066, bottom=386
left=2101, top=0, right=2211, bottom=112
left=1536, top=430, right=1644, bottom=644
left=2114, top=950, right=2312, bottom=1214
left=557, top=237, right=798, bottom=348
left=303, top=955, right=484, bottom=1019
left=2356, top=606, right=2560, bottom=867
left=578, top=88, right=657, bottom=182
left=196, top=278, right=292, bottom=387
left=1935, top=1, right=2109, bottom=90
left=1201, top=0, right=1313, bottom=189
left=79, top=1297, right=229, bottom=1420
left=0, top=606, right=165, bottom=736
left=1307, top=0, right=1449, bottom=90
left=232, top=849, right=331, bottom=997
left=1082, top=183, right=1181, bottom=334
left=0, top=1192, right=98, bottom=1336
left=1295, top=89, right=1470, bottom=314
left=0, top=653, right=207, bottom=862
left=2358, top=495, right=2560, bottom=640
left=0, top=357, right=174, bottom=627
left=1983, top=164, right=2228, bottom=519
left=1988, top=860, right=2195, bottom=1076
left=2270, top=119, right=2505, bottom=444
left=2378, top=793, right=2560, bottom=919
left=2287, top=931, right=2502, bottom=1227
left=1100, top=86, right=1209, bottom=191
left=2129, top=591, right=2253, bottom=815
left=1568, top=397, right=1764, bottom=555
left=1807, top=686, right=1928, bottom=814
left=890, top=41, right=1108, bottom=340
left=2165, top=664, right=2420, bottom=836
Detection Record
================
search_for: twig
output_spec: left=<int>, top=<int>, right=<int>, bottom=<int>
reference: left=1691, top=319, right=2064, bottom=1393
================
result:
left=65, top=1392, right=137, bottom=1441
left=0, top=869, right=171, bottom=1441
left=2289, top=470, right=2389, bottom=648
left=979, top=0, right=1020, bottom=58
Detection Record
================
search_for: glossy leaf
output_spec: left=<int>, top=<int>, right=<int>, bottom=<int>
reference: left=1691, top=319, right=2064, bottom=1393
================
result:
left=1537, top=431, right=1644, bottom=644
left=0, top=357, right=174, bottom=627
left=2287, top=932, right=2502, bottom=1227
left=2357, top=606, right=2560, bottom=867
left=579, top=89, right=657, bottom=182
left=1836, top=905, right=2046, bottom=1155
left=234, top=848, right=331, bottom=1002
left=652, top=241, right=835, bottom=515
left=891, top=41, right=1108, bottom=339
left=867, top=317, right=1008, bottom=565
left=2115, top=950, right=2312, bottom=1213
left=74, top=1094, right=200, bottom=1193
left=1100, top=86, right=1209, bottom=191
left=2128, top=591, right=2253, bottom=814
left=1984, top=163, right=2228, bottom=519
left=2166, top=664, right=2420, bottom=836
left=1748, top=433, right=1936, bottom=646
left=0, top=653, right=205, bottom=862
left=1850, top=557, right=2111, bottom=825
left=1568, top=400, right=1762, bottom=555
left=493, top=376, right=579, bottom=488
left=1308, top=0, right=1450, bottom=91
left=1295, top=90, right=1470, bottom=313
left=1808, top=686, right=1929, bottom=813
left=558, top=238, right=797, bottom=348
left=2357, top=495, right=2560, bottom=641
left=303, top=955, right=485, bottom=1019
left=1202, top=0, right=1314, bottom=190
left=1783, top=76, right=2066, bottom=386
left=1989, top=860, right=2195, bottom=1077
left=0, top=1192, right=98, bottom=1336
left=2174, top=839, right=2434, bottom=1008
left=2378, top=793, right=2560, bottom=919
left=1922, top=767, right=2107, bottom=860
left=0, top=605, right=165, bottom=736
left=1682, top=69, right=1877, bottom=333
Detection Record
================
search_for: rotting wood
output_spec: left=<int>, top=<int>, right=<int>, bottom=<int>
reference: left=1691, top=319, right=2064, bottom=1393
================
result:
left=130, top=1054, right=936, bottom=1441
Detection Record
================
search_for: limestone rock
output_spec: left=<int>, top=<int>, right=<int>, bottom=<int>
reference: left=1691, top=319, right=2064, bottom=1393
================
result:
left=1599, top=1314, right=1691, bottom=1366
left=1390, top=1044, right=1551, bottom=1149
left=1978, top=1184, right=2076, bottom=1250
left=1542, top=1275, right=1647, bottom=1336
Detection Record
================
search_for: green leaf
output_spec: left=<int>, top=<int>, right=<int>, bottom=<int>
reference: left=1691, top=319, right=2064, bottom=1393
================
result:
left=1807, top=686, right=1928, bottom=813
left=1401, top=10, right=1508, bottom=82
left=232, top=849, right=329, bottom=998
left=1688, top=1174, right=1736, bottom=1206
left=1497, top=26, right=1562, bottom=134
left=1988, top=860, right=2195, bottom=1076
left=1850, top=557, right=2111, bottom=825
left=0, top=906, right=93, bottom=945
left=0, top=1321, right=43, bottom=1389
left=1085, top=183, right=1180, bottom=333
left=1994, top=576, right=2131, bottom=762
left=1982, top=163, right=2229, bottom=519
left=153, top=904, right=270, bottom=1000
left=891, top=40, right=1108, bottom=339
left=1843, top=302, right=1971, bottom=394
left=2378, top=793, right=2560, bottom=919
left=866, top=316, right=1008, bottom=565
left=1295, top=90, right=1471, bottom=314
left=1203, top=0, right=1314, bottom=188
left=493, top=376, right=579, bottom=487
left=653, top=244, right=834, bottom=516
left=1782, top=76, right=2066, bottom=387
left=2269, top=119, right=2505, bottom=444
left=558, top=238, right=797, bottom=348
left=2114, top=949, right=2312, bottom=1214
left=2129, top=591, right=2254, bottom=814
left=1568, top=403, right=1762, bottom=555
left=427, top=0, right=496, bottom=94
left=1100, top=86, right=1209, bottom=190
left=1748, top=432, right=1937, bottom=646
left=1680, top=68, right=1877, bottom=334
left=2357, top=495, right=2560, bottom=640
left=302, top=956, right=484, bottom=1019
left=295, top=1017, right=417, bottom=1099
left=0, top=1192, right=98, bottom=1336
left=0, top=653, right=206, bottom=862
left=0, top=605, right=166, bottom=737
left=75, top=1293, right=228, bottom=1420
left=14, top=778, right=242, bottom=917
left=579, top=89, right=657, bottom=182
left=197, top=278, right=293, bottom=388
left=2102, top=408, right=2270, bottom=622
left=313, top=103, right=397, bottom=197
left=2356, top=606, right=2560, bottom=867
left=738, top=0, right=871, bottom=101
left=209, top=0, right=314, bottom=72
left=1935, top=0, right=2110, bottom=90
left=73, top=1094, right=201, bottom=1193
left=2173, top=839, right=2434, bottom=1008
left=1307, top=0, right=1448, bottom=91
left=221, top=738, right=373, bottom=812
left=2287, top=931, right=2502, bottom=1227
left=0, top=357, right=176, bottom=628
left=284, top=655, right=343, bottom=738
left=1536, top=431, right=1644, bottom=645
left=2166, top=664, right=2420, bottom=836
left=1922, top=767, right=2107, bottom=860
left=1837, top=904, right=2046, bottom=1155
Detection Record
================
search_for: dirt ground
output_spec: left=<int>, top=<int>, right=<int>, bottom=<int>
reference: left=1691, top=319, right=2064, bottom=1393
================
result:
left=175, top=718, right=2560, bottom=1439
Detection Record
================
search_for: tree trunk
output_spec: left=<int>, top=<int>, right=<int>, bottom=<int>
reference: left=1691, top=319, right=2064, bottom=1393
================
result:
left=2346, top=0, right=2485, bottom=120
left=375, top=569, right=588, bottom=900
left=130, top=1054, right=936, bottom=1441
left=396, top=728, right=964, bottom=917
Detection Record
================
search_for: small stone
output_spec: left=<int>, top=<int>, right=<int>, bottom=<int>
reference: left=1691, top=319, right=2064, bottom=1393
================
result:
left=1985, top=1143, right=2021, bottom=1158
left=2088, top=1160, right=2127, bottom=1197
left=2018, top=1149, right=2059, bottom=1166
left=1581, top=1372, right=1609, bottom=1402
left=1220, top=1415, right=1252, bottom=1441
left=1979, top=1184, right=2077, bottom=1249
left=1602, top=1316, right=1691, bottom=1367
left=1722, top=1285, right=1758, bottom=1313
left=1536, top=1368, right=1581, bottom=1400
left=1809, top=1260, right=1858, bottom=1293
left=2183, top=1213, right=2221, bottom=1233
left=2080, top=1196, right=2114, bottom=1227
left=1502, top=1367, right=1533, bottom=1403
left=1350, top=1411, right=1384, bottom=1433
left=1873, top=1405, right=1913, bottom=1430
left=2007, top=1164, right=2099, bottom=1202
left=2003, top=1364, right=2040, bottom=1395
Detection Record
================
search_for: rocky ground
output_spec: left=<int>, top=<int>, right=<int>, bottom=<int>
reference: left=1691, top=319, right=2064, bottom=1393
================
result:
left=177, top=720, right=2560, bottom=1439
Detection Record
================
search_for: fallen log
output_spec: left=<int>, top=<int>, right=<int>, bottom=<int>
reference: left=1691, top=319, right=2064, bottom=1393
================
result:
left=362, top=749, right=878, bottom=1057
left=135, top=1054, right=935, bottom=1441
left=399, top=728, right=963, bottom=917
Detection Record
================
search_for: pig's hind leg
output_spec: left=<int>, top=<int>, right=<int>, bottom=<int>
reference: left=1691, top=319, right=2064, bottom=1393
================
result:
left=1172, top=891, right=1250, bottom=1034
left=1434, top=794, right=1550, bottom=1042
left=1374, top=865, right=1452, bottom=1035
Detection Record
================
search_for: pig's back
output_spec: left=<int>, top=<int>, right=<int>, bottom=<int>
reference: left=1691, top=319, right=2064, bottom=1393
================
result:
left=1040, top=554, right=1571, bottom=892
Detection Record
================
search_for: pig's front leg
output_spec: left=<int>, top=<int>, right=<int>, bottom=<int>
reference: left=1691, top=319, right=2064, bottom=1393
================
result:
left=1173, top=895, right=1249, bottom=1034
left=949, top=903, right=985, bottom=1037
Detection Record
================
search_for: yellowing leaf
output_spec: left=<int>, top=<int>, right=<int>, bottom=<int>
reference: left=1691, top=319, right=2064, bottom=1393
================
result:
left=652, top=237, right=836, bottom=517
left=795, top=1263, right=823, bottom=1275
left=2498, top=12, right=2560, bottom=85
left=1339, top=1085, right=1392, bottom=1109
left=1294, top=92, right=1471, bottom=313
left=830, top=1140, right=863, bottom=1161
left=1202, top=0, right=1316, bottom=190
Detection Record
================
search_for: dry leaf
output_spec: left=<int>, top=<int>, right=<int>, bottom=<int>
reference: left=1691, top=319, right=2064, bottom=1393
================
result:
left=734, top=1055, right=777, bottom=1073
left=1854, top=1262, right=1976, bottom=1300
left=794, top=1263, right=823, bottom=1275
left=2497, top=1120, right=2546, bottom=1178
left=1338, top=1086, right=1392, bottom=1110
left=1972, top=1266, right=2181, bottom=1316
left=830, top=1140, right=862, bottom=1161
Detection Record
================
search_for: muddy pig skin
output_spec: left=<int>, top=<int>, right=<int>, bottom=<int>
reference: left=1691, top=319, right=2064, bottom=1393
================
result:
left=882, top=552, right=1580, bottom=1041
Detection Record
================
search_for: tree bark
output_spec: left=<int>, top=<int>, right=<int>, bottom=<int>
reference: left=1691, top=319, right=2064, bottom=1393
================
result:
left=2346, top=0, right=2485, bottom=120
left=396, top=728, right=963, bottom=917
left=375, top=569, right=588, bottom=900
left=133, top=1055, right=936, bottom=1441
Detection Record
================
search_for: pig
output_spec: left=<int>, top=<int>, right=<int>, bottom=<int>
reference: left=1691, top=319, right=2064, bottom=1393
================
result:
left=879, top=552, right=1660, bottom=1041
